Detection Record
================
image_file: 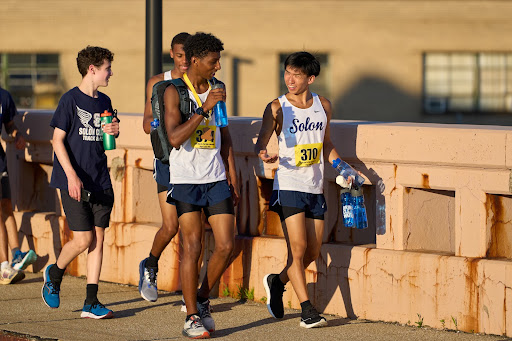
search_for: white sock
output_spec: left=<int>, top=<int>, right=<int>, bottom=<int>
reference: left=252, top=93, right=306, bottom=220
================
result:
left=1, top=261, right=9, bottom=270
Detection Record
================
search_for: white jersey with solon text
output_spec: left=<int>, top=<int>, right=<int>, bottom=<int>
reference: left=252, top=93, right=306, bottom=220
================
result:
left=273, top=93, right=327, bottom=194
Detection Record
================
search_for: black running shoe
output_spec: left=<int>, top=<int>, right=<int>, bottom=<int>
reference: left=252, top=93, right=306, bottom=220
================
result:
left=263, top=273, right=285, bottom=318
left=300, top=306, right=327, bottom=328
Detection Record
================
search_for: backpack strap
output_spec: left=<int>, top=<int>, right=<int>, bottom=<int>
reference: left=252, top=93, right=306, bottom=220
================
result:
left=169, top=78, right=193, bottom=123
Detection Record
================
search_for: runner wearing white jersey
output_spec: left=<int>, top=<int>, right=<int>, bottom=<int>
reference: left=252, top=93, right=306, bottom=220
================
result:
left=164, top=32, right=239, bottom=339
left=255, top=51, right=355, bottom=329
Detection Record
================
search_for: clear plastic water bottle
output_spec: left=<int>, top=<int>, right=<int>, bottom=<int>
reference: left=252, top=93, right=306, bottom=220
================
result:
left=340, top=188, right=355, bottom=227
left=211, top=83, right=228, bottom=128
left=332, top=158, right=365, bottom=188
left=351, top=188, right=368, bottom=229
left=375, top=179, right=386, bottom=235
left=150, top=118, right=159, bottom=132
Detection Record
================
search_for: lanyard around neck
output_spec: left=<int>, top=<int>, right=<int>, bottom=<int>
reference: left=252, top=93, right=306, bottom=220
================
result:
left=182, top=73, right=213, bottom=107
left=182, top=73, right=213, bottom=125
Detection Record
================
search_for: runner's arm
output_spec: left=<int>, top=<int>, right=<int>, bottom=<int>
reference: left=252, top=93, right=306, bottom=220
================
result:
left=320, top=96, right=341, bottom=165
left=254, top=100, right=280, bottom=163
left=52, top=127, right=83, bottom=201
left=143, top=74, right=164, bottom=134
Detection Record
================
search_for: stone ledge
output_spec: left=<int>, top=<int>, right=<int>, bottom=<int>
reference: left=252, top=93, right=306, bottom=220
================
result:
left=14, top=211, right=512, bottom=336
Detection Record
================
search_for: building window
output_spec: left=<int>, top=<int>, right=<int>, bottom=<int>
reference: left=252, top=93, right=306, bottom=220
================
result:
left=0, top=53, right=62, bottom=109
left=279, top=53, right=330, bottom=99
left=423, top=52, right=512, bottom=114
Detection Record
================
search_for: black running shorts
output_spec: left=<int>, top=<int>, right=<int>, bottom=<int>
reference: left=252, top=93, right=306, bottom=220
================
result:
left=60, top=188, right=114, bottom=231
left=175, top=197, right=234, bottom=219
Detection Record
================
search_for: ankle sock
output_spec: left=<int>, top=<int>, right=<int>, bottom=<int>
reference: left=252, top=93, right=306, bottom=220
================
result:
left=85, top=284, right=99, bottom=304
left=11, top=247, right=20, bottom=258
left=300, top=300, right=313, bottom=312
left=49, top=264, right=65, bottom=280
left=146, top=252, right=159, bottom=269
left=276, top=276, right=285, bottom=288
left=197, top=295, right=208, bottom=304
left=1, top=261, right=8, bottom=270
left=186, top=313, right=195, bottom=321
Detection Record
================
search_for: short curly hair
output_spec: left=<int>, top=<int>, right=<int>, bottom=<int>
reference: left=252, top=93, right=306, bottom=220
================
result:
left=184, top=32, right=224, bottom=64
left=76, top=46, right=114, bottom=77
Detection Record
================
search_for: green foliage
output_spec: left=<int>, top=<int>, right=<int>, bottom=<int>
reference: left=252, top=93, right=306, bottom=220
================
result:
left=440, top=319, right=446, bottom=329
left=260, top=296, right=267, bottom=304
left=246, top=287, right=255, bottom=301
left=451, top=316, right=458, bottom=331
left=235, top=284, right=255, bottom=301
left=236, top=284, right=244, bottom=300
left=288, top=300, right=292, bottom=309
left=415, top=313, right=424, bottom=328
left=221, top=284, right=231, bottom=298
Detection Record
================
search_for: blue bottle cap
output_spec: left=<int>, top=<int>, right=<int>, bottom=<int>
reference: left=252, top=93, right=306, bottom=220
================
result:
left=332, top=158, right=341, bottom=169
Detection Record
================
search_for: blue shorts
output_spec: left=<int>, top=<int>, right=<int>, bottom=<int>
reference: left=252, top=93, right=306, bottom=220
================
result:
left=167, top=180, right=232, bottom=207
left=270, top=190, right=327, bottom=220
left=153, top=158, right=170, bottom=189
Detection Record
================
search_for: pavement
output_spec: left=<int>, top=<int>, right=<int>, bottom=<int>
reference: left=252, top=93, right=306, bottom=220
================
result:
left=0, top=273, right=510, bottom=341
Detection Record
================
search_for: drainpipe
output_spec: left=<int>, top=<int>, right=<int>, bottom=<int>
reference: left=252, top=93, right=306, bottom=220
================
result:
left=145, top=0, right=162, bottom=91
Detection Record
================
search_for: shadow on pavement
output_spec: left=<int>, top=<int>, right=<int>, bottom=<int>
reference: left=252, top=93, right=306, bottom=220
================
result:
left=324, top=317, right=352, bottom=327
left=112, top=300, right=178, bottom=318
left=104, top=292, right=179, bottom=308
left=202, top=300, right=245, bottom=313
left=18, top=276, right=43, bottom=284
left=214, top=314, right=301, bottom=337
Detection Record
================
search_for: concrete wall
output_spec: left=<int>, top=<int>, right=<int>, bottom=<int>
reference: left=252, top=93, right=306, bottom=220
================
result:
left=6, top=110, right=512, bottom=336
left=2, top=1, right=512, bottom=124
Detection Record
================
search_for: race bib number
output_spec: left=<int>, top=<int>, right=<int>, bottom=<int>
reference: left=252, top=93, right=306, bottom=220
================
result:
left=294, top=143, right=323, bottom=167
left=191, top=125, right=216, bottom=149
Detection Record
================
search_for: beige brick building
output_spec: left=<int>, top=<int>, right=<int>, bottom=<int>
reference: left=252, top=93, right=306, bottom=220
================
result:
left=2, top=0, right=512, bottom=124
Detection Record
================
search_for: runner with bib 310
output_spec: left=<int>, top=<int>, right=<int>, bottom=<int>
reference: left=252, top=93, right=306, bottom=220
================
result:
left=255, top=51, right=360, bottom=329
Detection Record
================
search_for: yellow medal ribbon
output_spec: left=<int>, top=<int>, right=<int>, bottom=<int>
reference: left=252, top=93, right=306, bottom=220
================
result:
left=182, top=73, right=213, bottom=126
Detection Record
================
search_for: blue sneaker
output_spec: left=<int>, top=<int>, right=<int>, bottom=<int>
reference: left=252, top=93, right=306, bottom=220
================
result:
left=41, top=264, right=60, bottom=308
left=138, top=258, right=158, bottom=302
left=12, top=249, right=37, bottom=270
left=81, top=300, right=113, bottom=319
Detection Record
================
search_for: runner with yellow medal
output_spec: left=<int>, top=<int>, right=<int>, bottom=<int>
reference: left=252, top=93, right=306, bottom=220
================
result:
left=182, top=73, right=216, bottom=149
left=163, top=32, right=239, bottom=339
left=255, top=51, right=356, bottom=329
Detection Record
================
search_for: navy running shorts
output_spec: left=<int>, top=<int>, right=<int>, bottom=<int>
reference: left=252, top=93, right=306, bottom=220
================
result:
left=269, top=190, right=326, bottom=220
left=167, top=180, right=232, bottom=207
left=153, top=158, right=171, bottom=190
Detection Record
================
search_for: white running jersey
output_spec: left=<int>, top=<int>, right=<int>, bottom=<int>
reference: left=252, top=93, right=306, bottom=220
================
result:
left=168, top=87, right=226, bottom=184
left=273, top=93, right=327, bottom=194
left=164, top=70, right=172, bottom=80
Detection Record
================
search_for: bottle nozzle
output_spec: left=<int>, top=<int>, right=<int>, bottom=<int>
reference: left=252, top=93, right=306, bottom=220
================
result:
left=332, top=158, right=341, bottom=168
